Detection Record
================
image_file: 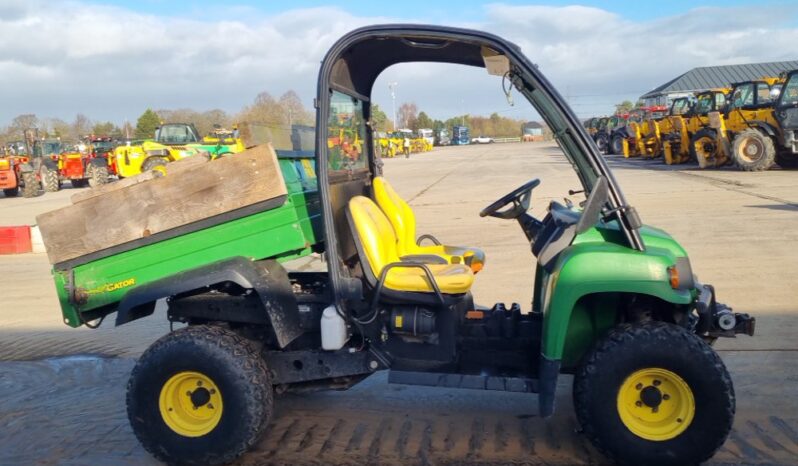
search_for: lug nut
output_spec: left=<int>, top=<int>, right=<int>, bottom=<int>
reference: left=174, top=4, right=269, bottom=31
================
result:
left=636, top=383, right=643, bottom=390
left=663, top=394, right=670, bottom=400
left=653, top=380, right=661, bottom=387
left=652, top=407, right=659, bottom=413
left=208, top=403, right=214, bottom=409
left=677, top=418, right=683, bottom=423
left=197, top=381, right=203, bottom=387
left=635, top=401, right=642, bottom=407
left=186, top=391, right=192, bottom=396
left=209, top=389, right=216, bottom=395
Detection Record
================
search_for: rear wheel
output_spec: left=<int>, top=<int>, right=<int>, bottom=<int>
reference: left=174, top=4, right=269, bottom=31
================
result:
left=3, top=187, right=19, bottom=197
left=142, top=156, right=169, bottom=174
left=89, top=164, right=109, bottom=187
left=595, top=133, right=608, bottom=153
left=574, top=322, right=734, bottom=466
left=21, top=172, right=38, bottom=198
left=731, top=128, right=775, bottom=171
left=41, top=166, right=60, bottom=192
left=127, top=325, right=273, bottom=466
left=776, top=150, right=798, bottom=169
left=610, top=134, right=623, bottom=155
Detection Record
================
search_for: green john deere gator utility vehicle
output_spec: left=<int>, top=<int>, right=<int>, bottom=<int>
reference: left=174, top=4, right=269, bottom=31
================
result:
left=47, top=25, right=754, bottom=466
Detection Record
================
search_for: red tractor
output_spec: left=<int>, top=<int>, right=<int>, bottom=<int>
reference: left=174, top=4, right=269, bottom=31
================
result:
left=87, top=136, right=117, bottom=179
left=49, top=136, right=111, bottom=189
left=0, top=130, right=62, bottom=197
left=0, top=143, right=38, bottom=198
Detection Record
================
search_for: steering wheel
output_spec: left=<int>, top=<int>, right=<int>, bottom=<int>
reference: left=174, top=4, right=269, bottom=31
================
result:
left=480, top=178, right=540, bottom=219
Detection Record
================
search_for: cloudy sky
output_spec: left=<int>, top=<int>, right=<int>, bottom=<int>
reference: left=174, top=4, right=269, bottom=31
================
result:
left=1, top=0, right=796, bottom=126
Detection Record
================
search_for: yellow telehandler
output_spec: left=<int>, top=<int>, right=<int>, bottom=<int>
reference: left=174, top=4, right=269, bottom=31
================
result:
left=692, top=78, right=783, bottom=170
left=662, top=89, right=730, bottom=165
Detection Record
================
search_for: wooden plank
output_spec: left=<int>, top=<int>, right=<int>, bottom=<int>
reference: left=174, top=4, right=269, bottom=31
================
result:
left=71, top=153, right=211, bottom=204
left=37, top=144, right=287, bottom=265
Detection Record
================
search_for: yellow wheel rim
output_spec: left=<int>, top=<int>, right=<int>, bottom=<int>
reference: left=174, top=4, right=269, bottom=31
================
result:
left=617, top=368, right=695, bottom=441
left=159, top=371, right=223, bottom=437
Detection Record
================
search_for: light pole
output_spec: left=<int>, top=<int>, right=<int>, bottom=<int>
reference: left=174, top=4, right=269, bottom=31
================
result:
left=389, top=81, right=398, bottom=130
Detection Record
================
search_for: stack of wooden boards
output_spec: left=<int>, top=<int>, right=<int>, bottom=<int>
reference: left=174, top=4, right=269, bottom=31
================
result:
left=37, top=142, right=287, bottom=265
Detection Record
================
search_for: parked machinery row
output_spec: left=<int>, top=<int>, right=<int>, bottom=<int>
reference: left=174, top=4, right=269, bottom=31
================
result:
left=0, top=123, right=247, bottom=198
left=584, top=69, right=798, bottom=171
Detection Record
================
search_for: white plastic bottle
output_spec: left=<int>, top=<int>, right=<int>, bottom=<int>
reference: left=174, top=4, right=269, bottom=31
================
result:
left=321, top=305, right=349, bottom=350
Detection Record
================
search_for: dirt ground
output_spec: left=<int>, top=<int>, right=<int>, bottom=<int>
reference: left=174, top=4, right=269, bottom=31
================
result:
left=1, top=142, right=797, bottom=465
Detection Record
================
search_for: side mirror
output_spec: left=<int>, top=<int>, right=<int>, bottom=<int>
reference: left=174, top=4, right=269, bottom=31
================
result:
left=575, top=176, right=609, bottom=234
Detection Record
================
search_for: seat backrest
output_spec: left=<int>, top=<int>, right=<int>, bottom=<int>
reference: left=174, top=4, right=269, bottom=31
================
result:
left=372, top=177, right=416, bottom=255
left=347, top=195, right=400, bottom=280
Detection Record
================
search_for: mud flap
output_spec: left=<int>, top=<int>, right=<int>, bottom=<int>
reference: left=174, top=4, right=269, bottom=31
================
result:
left=538, top=356, right=561, bottom=418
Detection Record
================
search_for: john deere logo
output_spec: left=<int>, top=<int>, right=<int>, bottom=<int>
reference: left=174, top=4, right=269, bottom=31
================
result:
left=87, top=278, right=136, bottom=295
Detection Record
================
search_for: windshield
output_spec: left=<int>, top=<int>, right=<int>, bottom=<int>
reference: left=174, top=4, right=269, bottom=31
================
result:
left=695, top=93, right=715, bottom=114
left=779, top=74, right=798, bottom=107
left=731, top=83, right=755, bottom=109
left=671, top=99, right=690, bottom=115
left=156, top=125, right=200, bottom=144
left=41, top=141, right=62, bottom=155
left=93, top=141, right=114, bottom=151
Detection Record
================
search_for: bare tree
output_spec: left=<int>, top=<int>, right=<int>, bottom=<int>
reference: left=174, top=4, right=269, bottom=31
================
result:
left=9, top=114, right=39, bottom=138
left=397, top=102, right=418, bottom=129
left=278, top=91, right=313, bottom=126
left=72, top=113, right=92, bottom=139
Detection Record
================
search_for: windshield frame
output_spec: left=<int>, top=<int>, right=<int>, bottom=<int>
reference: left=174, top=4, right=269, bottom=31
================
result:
left=778, top=72, right=798, bottom=108
left=315, top=25, right=645, bottom=305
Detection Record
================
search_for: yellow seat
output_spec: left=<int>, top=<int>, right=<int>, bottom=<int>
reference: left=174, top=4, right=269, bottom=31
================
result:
left=372, top=176, right=486, bottom=272
left=348, top=196, right=474, bottom=295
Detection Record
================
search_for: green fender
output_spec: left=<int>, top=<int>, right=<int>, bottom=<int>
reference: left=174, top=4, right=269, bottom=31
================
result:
left=541, top=225, right=693, bottom=367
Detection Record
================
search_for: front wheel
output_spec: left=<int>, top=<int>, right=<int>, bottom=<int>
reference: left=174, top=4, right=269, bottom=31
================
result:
left=573, top=322, right=734, bottom=466
left=21, top=171, right=38, bottom=198
left=127, top=325, right=273, bottom=465
left=89, top=164, right=109, bottom=187
left=731, top=128, right=775, bottom=171
left=41, top=166, right=60, bottom=192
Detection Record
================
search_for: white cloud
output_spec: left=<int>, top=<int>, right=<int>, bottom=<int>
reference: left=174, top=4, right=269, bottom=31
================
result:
left=0, top=1, right=797, bottom=125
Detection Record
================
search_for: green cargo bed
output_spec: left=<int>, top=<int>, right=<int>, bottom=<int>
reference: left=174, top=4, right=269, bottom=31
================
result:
left=51, top=149, right=321, bottom=327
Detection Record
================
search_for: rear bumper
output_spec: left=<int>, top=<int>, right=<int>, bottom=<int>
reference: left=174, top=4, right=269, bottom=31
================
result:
left=695, top=283, right=755, bottom=337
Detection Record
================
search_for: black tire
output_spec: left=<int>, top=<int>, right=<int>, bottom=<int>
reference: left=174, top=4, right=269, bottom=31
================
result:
left=574, top=322, right=734, bottom=466
left=41, top=166, right=60, bottom=192
left=3, top=187, right=19, bottom=197
left=595, top=133, right=609, bottom=153
left=89, top=164, right=109, bottom=187
left=70, top=178, right=89, bottom=188
left=610, top=134, right=623, bottom=155
left=689, top=128, right=719, bottom=167
left=127, top=325, right=273, bottom=466
left=731, top=128, right=776, bottom=171
left=142, top=156, right=169, bottom=173
left=776, top=150, right=798, bottom=169
left=21, top=172, right=38, bottom=198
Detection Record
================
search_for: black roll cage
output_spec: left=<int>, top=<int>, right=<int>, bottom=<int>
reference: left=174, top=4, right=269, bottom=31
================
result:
left=313, top=24, right=645, bottom=309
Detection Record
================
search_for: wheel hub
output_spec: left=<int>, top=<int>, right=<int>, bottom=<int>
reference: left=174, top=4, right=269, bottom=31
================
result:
left=190, top=387, right=211, bottom=408
left=617, top=368, right=695, bottom=441
left=159, top=371, right=223, bottom=437
left=640, top=385, right=663, bottom=408
left=739, top=138, right=764, bottom=162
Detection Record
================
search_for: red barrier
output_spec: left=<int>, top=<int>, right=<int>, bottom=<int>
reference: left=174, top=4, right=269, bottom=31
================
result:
left=0, top=226, right=32, bottom=254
